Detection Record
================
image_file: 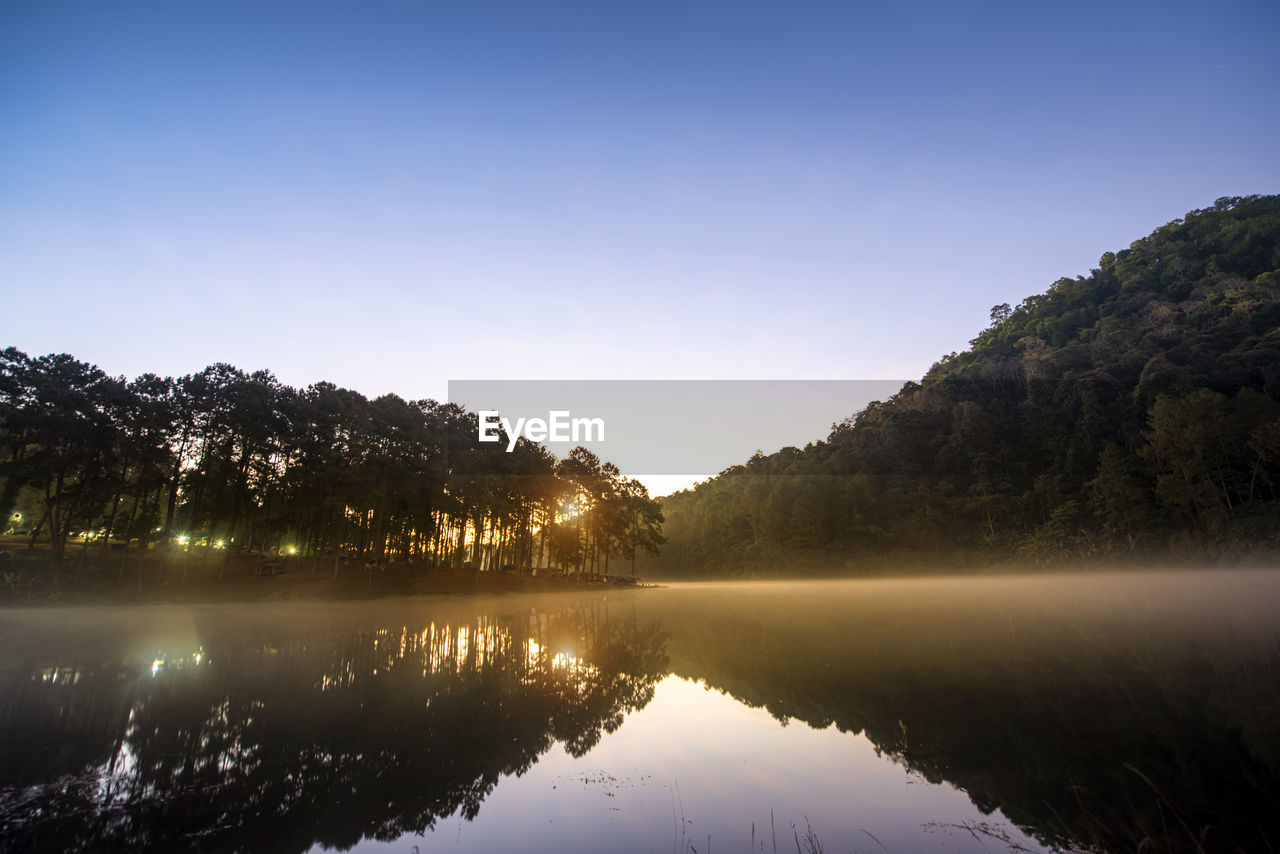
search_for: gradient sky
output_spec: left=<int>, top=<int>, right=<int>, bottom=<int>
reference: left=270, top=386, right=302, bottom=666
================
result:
left=3, top=0, right=1278, bottom=404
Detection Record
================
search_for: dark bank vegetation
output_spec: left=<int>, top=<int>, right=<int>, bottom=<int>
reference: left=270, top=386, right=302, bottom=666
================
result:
left=653, top=195, right=1280, bottom=576
left=0, top=353, right=664, bottom=598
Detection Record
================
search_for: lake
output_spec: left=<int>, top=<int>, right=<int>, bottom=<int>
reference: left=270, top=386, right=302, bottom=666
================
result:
left=1, top=570, right=1277, bottom=853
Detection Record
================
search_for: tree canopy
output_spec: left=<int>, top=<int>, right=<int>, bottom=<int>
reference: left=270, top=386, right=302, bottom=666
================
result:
left=654, top=195, right=1280, bottom=575
left=0, top=354, right=663, bottom=586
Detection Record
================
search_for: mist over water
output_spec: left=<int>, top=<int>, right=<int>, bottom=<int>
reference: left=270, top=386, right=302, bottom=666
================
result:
left=2, top=569, right=1276, bottom=853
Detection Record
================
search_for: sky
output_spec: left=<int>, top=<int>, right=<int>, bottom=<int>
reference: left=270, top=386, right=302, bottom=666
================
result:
left=3, top=0, right=1279, bottom=408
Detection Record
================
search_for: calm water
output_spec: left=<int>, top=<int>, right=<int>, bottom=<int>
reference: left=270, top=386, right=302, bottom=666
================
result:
left=1, top=571, right=1278, bottom=853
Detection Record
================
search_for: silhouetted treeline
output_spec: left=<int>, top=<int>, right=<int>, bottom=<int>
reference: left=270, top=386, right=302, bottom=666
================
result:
left=0, top=355, right=664, bottom=580
left=655, top=195, right=1280, bottom=574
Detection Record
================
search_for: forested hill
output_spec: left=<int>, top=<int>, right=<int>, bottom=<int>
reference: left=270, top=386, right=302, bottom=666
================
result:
left=653, top=195, right=1280, bottom=576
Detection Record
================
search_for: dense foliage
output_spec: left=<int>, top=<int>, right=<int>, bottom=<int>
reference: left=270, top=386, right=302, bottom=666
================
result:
left=655, top=195, right=1280, bottom=575
left=0, top=355, right=664, bottom=581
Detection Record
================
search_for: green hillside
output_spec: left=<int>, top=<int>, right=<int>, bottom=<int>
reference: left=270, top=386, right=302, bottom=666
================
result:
left=655, top=195, right=1280, bottom=575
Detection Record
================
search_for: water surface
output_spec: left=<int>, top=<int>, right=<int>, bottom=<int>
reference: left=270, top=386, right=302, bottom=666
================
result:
left=2, top=570, right=1277, bottom=853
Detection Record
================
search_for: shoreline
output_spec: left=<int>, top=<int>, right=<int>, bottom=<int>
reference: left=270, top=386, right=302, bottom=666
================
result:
left=6, top=540, right=1277, bottom=609
left=0, top=546, right=647, bottom=608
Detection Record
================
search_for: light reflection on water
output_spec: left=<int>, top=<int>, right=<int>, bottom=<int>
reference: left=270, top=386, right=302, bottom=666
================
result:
left=0, top=570, right=1277, bottom=854
left=368, top=674, right=1046, bottom=854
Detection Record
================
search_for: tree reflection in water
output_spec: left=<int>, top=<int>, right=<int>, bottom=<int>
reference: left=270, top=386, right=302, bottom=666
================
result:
left=0, top=602, right=669, bottom=853
left=2, top=574, right=1277, bottom=854
left=645, top=576, right=1280, bottom=854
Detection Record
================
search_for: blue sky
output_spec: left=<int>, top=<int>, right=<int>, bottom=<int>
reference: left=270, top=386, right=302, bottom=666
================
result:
left=3, top=0, right=1278, bottom=403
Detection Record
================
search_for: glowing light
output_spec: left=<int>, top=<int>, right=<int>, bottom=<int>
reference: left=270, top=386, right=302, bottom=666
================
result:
left=151, top=658, right=163, bottom=676
left=177, top=535, right=190, bottom=546
left=287, top=547, right=297, bottom=555
left=215, top=540, right=225, bottom=548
